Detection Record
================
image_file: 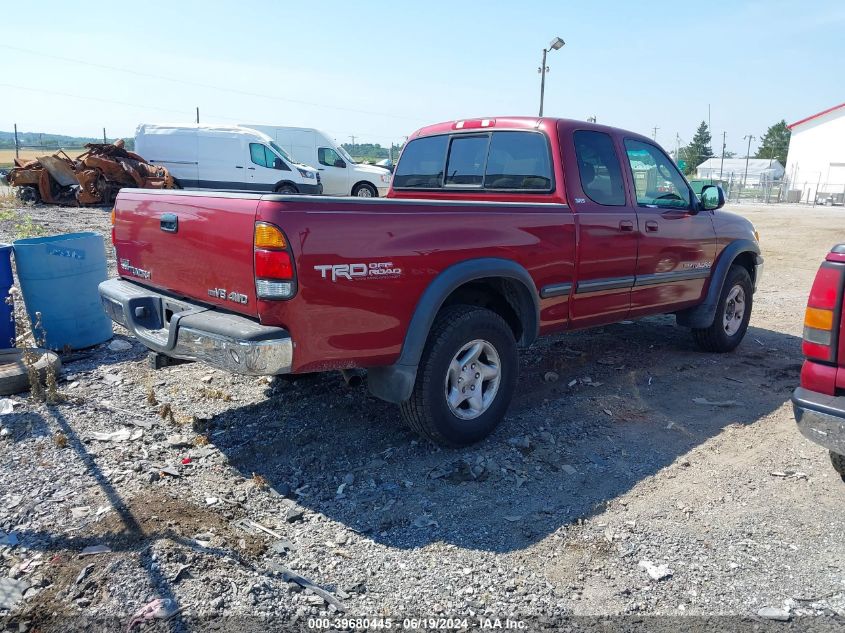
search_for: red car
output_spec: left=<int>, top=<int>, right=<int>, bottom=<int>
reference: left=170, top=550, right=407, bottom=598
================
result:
left=100, top=117, right=763, bottom=446
left=792, top=244, right=845, bottom=481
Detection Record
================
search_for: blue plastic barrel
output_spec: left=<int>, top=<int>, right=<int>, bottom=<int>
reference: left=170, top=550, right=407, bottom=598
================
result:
left=0, top=245, right=15, bottom=347
left=13, top=232, right=112, bottom=350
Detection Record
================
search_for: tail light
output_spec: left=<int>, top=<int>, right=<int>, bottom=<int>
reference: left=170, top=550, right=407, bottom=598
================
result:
left=802, top=257, right=844, bottom=362
left=110, top=207, right=116, bottom=244
left=254, top=222, right=295, bottom=299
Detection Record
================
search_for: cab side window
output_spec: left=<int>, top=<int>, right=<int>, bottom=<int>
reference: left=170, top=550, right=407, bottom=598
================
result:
left=573, top=130, right=626, bottom=206
left=624, top=139, right=691, bottom=209
left=318, top=147, right=344, bottom=168
left=249, top=143, right=268, bottom=168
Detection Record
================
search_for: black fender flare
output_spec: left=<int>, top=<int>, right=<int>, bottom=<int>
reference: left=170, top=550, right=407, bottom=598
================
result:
left=675, top=239, right=762, bottom=329
left=368, top=258, right=540, bottom=404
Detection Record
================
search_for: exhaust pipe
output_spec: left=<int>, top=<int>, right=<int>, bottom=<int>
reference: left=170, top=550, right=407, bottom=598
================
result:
left=340, top=369, right=364, bottom=388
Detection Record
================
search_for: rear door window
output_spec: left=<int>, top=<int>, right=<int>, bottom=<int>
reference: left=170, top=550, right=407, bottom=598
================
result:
left=624, top=139, right=691, bottom=209
left=393, top=135, right=448, bottom=188
left=484, top=131, right=552, bottom=190
left=573, top=130, right=626, bottom=205
left=445, top=135, right=489, bottom=186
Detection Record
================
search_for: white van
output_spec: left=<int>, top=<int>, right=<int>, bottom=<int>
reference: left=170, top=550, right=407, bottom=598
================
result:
left=242, top=125, right=391, bottom=197
left=134, top=124, right=322, bottom=195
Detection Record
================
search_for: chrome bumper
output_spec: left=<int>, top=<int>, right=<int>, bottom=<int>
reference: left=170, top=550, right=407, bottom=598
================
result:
left=792, top=387, right=845, bottom=455
left=98, top=278, right=293, bottom=376
left=754, top=259, right=764, bottom=292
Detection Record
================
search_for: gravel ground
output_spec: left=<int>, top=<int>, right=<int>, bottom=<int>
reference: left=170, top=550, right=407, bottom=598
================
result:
left=0, top=199, right=843, bottom=632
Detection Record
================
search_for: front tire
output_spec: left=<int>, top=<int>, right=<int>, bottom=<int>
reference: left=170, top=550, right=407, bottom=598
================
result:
left=831, top=451, right=845, bottom=483
left=352, top=183, right=377, bottom=198
left=400, top=305, right=517, bottom=447
left=692, top=265, right=753, bottom=353
left=276, top=184, right=298, bottom=195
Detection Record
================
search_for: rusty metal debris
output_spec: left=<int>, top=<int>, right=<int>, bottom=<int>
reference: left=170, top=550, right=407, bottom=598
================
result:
left=7, top=140, right=174, bottom=206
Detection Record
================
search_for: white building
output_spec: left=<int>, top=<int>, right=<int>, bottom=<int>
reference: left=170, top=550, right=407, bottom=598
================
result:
left=695, top=158, right=784, bottom=185
left=784, top=102, right=845, bottom=203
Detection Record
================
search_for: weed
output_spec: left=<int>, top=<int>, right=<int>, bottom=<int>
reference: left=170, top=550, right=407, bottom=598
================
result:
left=200, top=387, right=232, bottom=402
left=0, top=197, right=47, bottom=238
left=53, top=431, right=68, bottom=448
left=194, top=434, right=210, bottom=446
left=159, top=403, right=175, bottom=423
left=252, top=472, right=269, bottom=488
left=146, top=386, right=158, bottom=405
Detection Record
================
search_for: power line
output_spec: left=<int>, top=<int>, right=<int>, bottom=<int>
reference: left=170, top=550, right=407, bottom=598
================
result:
left=0, top=44, right=425, bottom=124
left=1, top=82, right=403, bottom=145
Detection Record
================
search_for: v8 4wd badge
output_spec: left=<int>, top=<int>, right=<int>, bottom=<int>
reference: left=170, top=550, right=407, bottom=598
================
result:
left=208, top=288, right=248, bottom=304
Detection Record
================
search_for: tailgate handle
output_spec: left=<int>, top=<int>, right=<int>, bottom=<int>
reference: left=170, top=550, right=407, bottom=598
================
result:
left=160, top=213, right=178, bottom=233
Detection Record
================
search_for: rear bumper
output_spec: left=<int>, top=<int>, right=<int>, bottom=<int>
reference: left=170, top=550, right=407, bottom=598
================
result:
left=792, top=386, right=845, bottom=455
left=98, top=278, right=293, bottom=376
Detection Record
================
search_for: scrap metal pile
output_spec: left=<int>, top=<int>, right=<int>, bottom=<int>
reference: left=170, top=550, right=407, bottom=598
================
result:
left=6, top=140, right=174, bottom=206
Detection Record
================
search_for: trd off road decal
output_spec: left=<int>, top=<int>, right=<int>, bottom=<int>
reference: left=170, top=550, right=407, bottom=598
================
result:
left=314, top=262, right=402, bottom=282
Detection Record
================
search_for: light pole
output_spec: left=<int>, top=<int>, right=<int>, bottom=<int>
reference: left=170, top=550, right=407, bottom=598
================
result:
left=538, top=36, right=565, bottom=117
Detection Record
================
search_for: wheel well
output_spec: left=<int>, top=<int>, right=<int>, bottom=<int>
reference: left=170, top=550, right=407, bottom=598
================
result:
left=440, top=278, right=526, bottom=343
left=732, top=251, right=756, bottom=285
left=352, top=181, right=378, bottom=195
left=275, top=181, right=299, bottom=193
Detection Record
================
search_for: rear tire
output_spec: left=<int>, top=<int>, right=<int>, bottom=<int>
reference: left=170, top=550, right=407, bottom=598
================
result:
left=400, top=305, right=517, bottom=447
left=352, top=183, right=377, bottom=198
left=831, top=451, right=845, bottom=483
left=276, top=184, right=298, bottom=195
left=692, top=265, right=753, bottom=353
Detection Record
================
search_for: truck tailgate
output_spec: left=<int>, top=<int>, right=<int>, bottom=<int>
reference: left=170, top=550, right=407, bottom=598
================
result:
left=112, top=190, right=260, bottom=317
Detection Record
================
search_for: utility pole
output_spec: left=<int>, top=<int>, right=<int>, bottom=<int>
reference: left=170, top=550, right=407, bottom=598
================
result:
left=103, top=128, right=107, bottom=143
left=349, top=135, right=356, bottom=158
left=196, top=107, right=200, bottom=124
left=652, top=126, right=659, bottom=141
left=719, top=131, right=726, bottom=180
left=13, top=123, right=19, bottom=159
left=675, top=134, right=681, bottom=166
left=742, top=134, right=755, bottom=191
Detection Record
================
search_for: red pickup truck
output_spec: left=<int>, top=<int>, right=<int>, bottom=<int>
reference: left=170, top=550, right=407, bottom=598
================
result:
left=793, top=244, right=845, bottom=481
left=100, top=117, right=762, bottom=446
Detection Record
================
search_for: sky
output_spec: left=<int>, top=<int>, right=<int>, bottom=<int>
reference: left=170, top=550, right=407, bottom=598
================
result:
left=2, top=0, right=844, bottom=155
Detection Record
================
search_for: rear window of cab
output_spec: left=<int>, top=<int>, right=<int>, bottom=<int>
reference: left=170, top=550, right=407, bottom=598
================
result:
left=393, top=131, right=553, bottom=192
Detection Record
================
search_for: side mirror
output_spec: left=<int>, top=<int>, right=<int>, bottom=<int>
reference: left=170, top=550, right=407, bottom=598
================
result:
left=334, top=159, right=346, bottom=168
left=700, top=184, right=725, bottom=211
left=273, top=157, right=284, bottom=170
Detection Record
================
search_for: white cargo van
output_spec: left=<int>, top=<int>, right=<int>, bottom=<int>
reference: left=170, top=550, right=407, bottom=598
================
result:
left=134, top=124, right=322, bottom=195
left=241, top=125, right=391, bottom=197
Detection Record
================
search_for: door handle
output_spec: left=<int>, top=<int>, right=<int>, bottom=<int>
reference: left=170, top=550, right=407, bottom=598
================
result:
left=619, top=220, right=634, bottom=231
left=318, top=168, right=325, bottom=171
left=247, top=167, right=255, bottom=170
left=160, top=213, right=178, bottom=233
left=235, top=165, right=243, bottom=169
left=645, top=220, right=659, bottom=232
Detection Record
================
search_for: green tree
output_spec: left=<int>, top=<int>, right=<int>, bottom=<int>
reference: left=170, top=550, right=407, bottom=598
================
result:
left=680, top=121, right=714, bottom=175
left=754, top=120, right=790, bottom=166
